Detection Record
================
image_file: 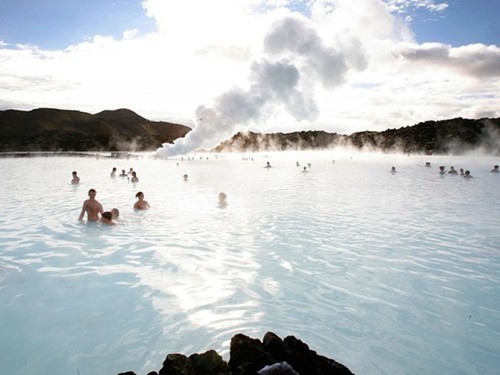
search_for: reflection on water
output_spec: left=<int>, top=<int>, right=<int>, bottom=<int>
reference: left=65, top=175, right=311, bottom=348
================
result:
left=0, top=152, right=499, bottom=375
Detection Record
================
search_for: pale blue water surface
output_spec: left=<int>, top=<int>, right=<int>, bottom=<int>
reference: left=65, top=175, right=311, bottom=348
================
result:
left=0, top=151, right=499, bottom=375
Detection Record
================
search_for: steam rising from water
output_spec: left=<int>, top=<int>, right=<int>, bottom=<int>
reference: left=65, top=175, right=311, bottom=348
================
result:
left=156, top=15, right=366, bottom=157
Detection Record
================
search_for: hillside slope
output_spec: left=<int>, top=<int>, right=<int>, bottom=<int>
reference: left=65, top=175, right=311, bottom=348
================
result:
left=0, top=108, right=191, bottom=151
left=213, top=117, right=500, bottom=155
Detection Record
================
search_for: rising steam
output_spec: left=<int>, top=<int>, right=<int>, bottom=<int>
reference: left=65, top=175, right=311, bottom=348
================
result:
left=156, top=15, right=366, bottom=157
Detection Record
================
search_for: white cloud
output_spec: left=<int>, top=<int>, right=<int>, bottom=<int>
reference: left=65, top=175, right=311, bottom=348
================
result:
left=385, top=0, right=448, bottom=13
left=399, top=42, right=500, bottom=78
left=0, top=0, right=498, bottom=154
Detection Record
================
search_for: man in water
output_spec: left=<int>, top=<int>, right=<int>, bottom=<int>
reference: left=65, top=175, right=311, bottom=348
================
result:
left=134, top=191, right=150, bottom=210
left=78, top=188, right=104, bottom=221
left=71, top=171, right=80, bottom=184
left=111, top=208, right=120, bottom=220
left=491, top=165, right=499, bottom=173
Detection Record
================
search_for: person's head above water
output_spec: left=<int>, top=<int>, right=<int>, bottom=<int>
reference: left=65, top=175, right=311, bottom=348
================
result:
left=100, top=211, right=115, bottom=225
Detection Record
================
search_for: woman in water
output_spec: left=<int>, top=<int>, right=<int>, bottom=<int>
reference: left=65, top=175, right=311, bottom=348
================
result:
left=134, top=191, right=150, bottom=210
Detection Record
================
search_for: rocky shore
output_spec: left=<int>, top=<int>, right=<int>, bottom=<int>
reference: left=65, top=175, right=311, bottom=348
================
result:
left=2, top=107, right=498, bottom=155
left=212, top=117, right=500, bottom=155
left=117, top=332, right=354, bottom=375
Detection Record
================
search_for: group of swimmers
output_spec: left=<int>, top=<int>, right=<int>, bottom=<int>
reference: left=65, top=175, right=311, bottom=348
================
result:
left=75, top=165, right=229, bottom=224
left=111, top=167, right=139, bottom=182
left=437, top=165, right=473, bottom=177
left=435, top=163, right=499, bottom=177
left=77, top=188, right=150, bottom=225
left=71, top=167, right=140, bottom=185
left=74, top=166, right=150, bottom=224
left=389, top=162, right=499, bottom=177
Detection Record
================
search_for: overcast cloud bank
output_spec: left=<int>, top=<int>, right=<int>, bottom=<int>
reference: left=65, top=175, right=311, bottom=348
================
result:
left=0, top=0, right=498, bottom=155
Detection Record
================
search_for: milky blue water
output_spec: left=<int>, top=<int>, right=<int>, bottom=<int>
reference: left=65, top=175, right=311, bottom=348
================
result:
left=0, top=151, right=499, bottom=375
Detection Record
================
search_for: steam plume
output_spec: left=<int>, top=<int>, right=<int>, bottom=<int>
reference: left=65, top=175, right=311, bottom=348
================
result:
left=156, top=15, right=366, bottom=157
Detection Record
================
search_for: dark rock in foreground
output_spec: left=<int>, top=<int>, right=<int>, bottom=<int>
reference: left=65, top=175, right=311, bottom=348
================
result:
left=117, top=332, right=354, bottom=375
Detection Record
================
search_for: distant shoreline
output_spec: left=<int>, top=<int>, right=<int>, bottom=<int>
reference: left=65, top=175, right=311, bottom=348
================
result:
left=0, top=151, right=143, bottom=159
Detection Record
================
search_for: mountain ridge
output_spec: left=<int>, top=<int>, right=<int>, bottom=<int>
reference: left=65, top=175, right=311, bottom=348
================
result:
left=1, top=108, right=499, bottom=154
left=0, top=108, right=191, bottom=151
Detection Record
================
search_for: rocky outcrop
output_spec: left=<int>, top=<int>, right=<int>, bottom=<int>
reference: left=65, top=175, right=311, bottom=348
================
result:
left=3, top=108, right=497, bottom=155
left=0, top=108, right=191, bottom=152
left=117, top=332, right=354, bottom=375
left=213, top=117, right=500, bottom=155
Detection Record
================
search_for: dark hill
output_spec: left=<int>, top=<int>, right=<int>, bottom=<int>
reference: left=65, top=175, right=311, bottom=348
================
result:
left=213, top=117, right=500, bottom=155
left=0, top=108, right=191, bottom=152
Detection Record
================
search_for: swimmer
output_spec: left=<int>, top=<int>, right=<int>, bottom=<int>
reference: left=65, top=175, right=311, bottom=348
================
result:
left=130, top=171, right=139, bottom=183
left=183, top=174, right=188, bottom=181
left=391, top=166, right=397, bottom=174
left=425, top=162, right=431, bottom=167
left=218, top=192, right=227, bottom=208
left=78, top=188, right=103, bottom=221
left=464, top=170, right=473, bottom=179
left=460, top=168, right=464, bottom=176
left=111, top=208, right=119, bottom=220
left=439, top=166, right=447, bottom=175
left=265, top=161, right=272, bottom=168
left=119, top=169, right=127, bottom=177
left=491, top=165, right=499, bottom=173
left=302, top=166, right=308, bottom=173
left=110, top=167, right=117, bottom=178
left=71, top=171, right=80, bottom=184
left=134, top=191, right=150, bottom=210
left=128, top=167, right=134, bottom=175
left=100, top=211, right=116, bottom=225
left=448, top=166, right=458, bottom=174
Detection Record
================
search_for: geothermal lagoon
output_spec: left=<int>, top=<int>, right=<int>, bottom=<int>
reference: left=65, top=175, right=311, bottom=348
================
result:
left=0, top=151, right=499, bottom=374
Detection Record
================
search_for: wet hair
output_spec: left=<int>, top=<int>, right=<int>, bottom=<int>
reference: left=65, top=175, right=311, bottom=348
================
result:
left=88, top=188, right=96, bottom=194
left=102, top=211, right=112, bottom=220
left=72, top=171, right=77, bottom=175
left=135, top=191, right=144, bottom=198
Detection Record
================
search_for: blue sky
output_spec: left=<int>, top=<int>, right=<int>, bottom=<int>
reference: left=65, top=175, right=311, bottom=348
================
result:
left=1, top=0, right=498, bottom=49
left=408, top=0, right=499, bottom=46
left=0, top=0, right=155, bottom=50
left=0, top=0, right=499, bottom=153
